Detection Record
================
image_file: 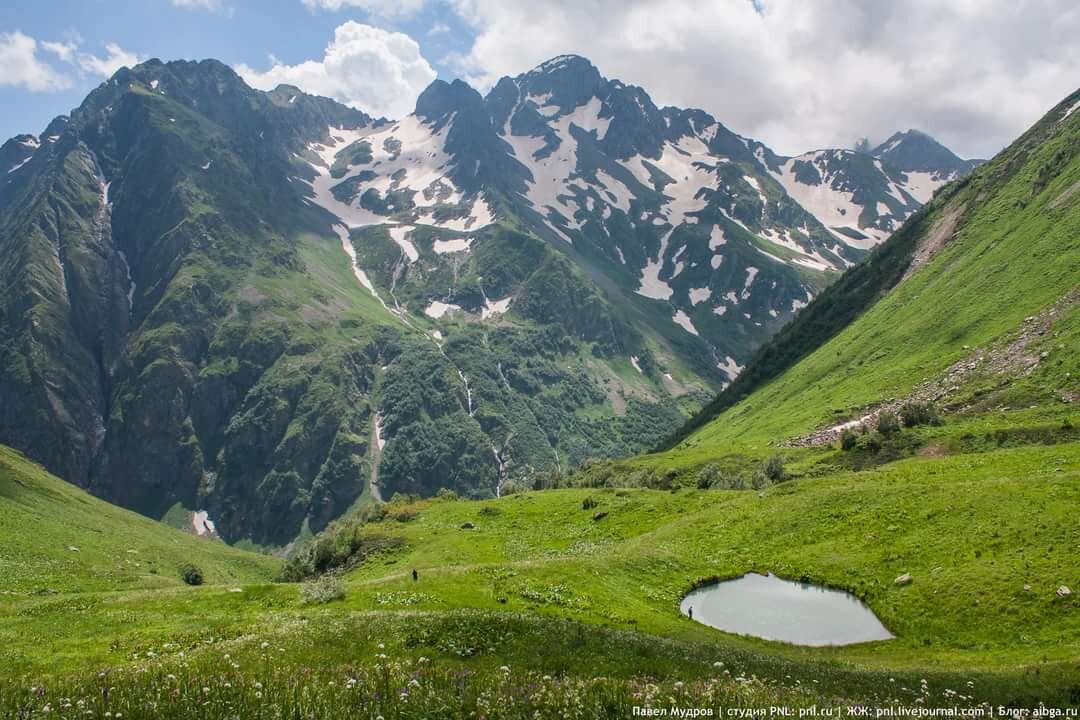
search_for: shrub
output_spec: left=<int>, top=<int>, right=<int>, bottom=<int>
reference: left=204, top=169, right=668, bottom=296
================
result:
left=761, top=454, right=786, bottom=482
left=180, top=563, right=203, bottom=586
left=697, top=464, right=721, bottom=489
left=279, top=530, right=405, bottom=582
left=840, top=428, right=859, bottom=450
left=301, top=574, right=345, bottom=604
left=876, top=411, right=901, bottom=435
left=900, top=402, right=942, bottom=427
left=582, top=497, right=599, bottom=510
left=435, top=488, right=460, bottom=501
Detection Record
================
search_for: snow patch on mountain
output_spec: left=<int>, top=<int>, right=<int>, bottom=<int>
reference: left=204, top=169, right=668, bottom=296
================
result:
left=672, top=309, right=699, bottom=336
left=767, top=152, right=882, bottom=248
left=741, top=267, right=759, bottom=299
left=716, top=355, right=743, bottom=381
left=425, top=300, right=461, bottom=319
left=900, top=170, right=948, bottom=204
left=481, top=295, right=513, bottom=319
left=636, top=229, right=674, bottom=300
left=389, top=225, right=420, bottom=262
left=7, top=156, right=31, bottom=174
left=688, top=287, right=711, bottom=305
left=433, top=236, right=472, bottom=254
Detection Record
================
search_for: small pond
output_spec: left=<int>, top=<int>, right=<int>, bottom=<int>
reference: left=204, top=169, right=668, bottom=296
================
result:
left=680, top=572, right=894, bottom=646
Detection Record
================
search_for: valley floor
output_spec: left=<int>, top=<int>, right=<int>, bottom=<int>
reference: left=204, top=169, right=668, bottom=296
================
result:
left=1, top=420, right=1079, bottom=716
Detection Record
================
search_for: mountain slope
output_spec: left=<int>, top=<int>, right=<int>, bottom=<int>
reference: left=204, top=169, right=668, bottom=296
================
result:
left=665, top=87, right=1080, bottom=451
left=0, top=59, right=710, bottom=545
left=0, top=54, right=980, bottom=546
left=317, top=54, right=978, bottom=388
left=0, top=444, right=278, bottom=593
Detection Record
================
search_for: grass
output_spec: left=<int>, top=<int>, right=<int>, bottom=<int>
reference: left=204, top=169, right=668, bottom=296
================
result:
left=0, top=446, right=279, bottom=595
left=2, top=439, right=1078, bottom=711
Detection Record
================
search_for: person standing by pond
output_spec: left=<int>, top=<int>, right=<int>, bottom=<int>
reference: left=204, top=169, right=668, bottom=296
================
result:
left=688, top=605, right=693, bottom=620
left=412, top=568, right=418, bottom=582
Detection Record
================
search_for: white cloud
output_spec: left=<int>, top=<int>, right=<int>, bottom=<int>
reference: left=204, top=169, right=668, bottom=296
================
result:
left=301, top=0, right=427, bottom=19
left=77, top=42, right=141, bottom=78
left=236, top=21, right=436, bottom=119
left=41, top=40, right=78, bottom=63
left=171, top=0, right=226, bottom=10
left=447, top=0, right=1080, bottom=159
left=0, top=31, right=72, bottom=92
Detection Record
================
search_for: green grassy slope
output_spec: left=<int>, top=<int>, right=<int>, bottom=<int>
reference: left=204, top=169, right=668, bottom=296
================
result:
left=0, top=446, right=279, bottom=594
left=3, top=443, right=1077, bottom=709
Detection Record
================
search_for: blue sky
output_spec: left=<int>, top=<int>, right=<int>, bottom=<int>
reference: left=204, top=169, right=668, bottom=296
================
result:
left=0, top=0, right=472, bottom=140
left=2, top=1, right=1078, bottom=158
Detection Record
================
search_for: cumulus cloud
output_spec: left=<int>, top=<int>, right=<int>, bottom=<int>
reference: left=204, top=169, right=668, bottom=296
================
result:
left=447, top=0, right=1080, bottom=158
left=0, top=31, right=73, bottom=92
left=77, top=42, right=141, bottom=77
left=236, top=21, right=436, bottom=119
left=301, top=0, right=427, bottom=19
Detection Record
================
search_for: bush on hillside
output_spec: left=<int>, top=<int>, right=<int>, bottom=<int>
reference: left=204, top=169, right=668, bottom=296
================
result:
left=180, top=563, right=204, bottom=586
left=697, top=464, right=721, bottom=489
left=761, top=454, right=787, bottom=483
left=876, top=411, right=901, bottom=435
left=582, top=497, right=599, bottom=510
left=280, top=525, right=405, bottom=582
left=301, top=573, right=345, bottom=604
left=900, top=402, right=942, bottom=428
left=840, top=428, right=859, bottom=451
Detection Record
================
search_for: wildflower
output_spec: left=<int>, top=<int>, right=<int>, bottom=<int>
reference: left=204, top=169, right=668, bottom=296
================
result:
left=260, top=642, right=270, bottom=649
left=713, top=661, right=723, bottom=668
left=499, top=666, right=510, bottom=673
left=255, top=691, right=262, bottom=699
left=254, top=682, right=263, bottom=690
left=378, top=643, right=385, bottom=649
left=202, top=687, right=210, bottom=694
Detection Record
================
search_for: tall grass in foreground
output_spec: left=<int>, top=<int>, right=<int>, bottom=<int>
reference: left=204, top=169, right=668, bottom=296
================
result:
left=2, top=658, right=801, bottom=719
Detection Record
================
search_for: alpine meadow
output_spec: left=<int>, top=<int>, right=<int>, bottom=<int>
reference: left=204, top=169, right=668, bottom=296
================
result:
left=0, top=2, right=1077, bottom=717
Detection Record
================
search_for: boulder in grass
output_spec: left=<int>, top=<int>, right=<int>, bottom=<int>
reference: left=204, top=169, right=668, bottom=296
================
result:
left=460, top=522, right=475, bottom=530
left=1057, top=586, right=1072, bottom=598
left=894, top=573, right=913, bottom=586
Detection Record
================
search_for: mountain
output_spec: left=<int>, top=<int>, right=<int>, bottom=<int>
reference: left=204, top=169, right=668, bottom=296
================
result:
left=323, top=54, right=979, bottom=379
left=0, top=54, right=978, bottom=546
left=872, top=128, right=983, bottom=175
left=663, top=87, right=1079, bottom=451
